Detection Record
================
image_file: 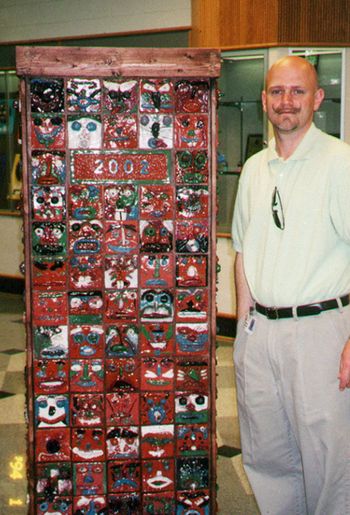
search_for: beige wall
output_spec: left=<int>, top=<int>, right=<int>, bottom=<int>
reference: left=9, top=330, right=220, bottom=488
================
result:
left=0, top=0, right=191, bottom=42
left=0, top=215, right=23, bottom=277
left=217, top=237, right=236, bottom=315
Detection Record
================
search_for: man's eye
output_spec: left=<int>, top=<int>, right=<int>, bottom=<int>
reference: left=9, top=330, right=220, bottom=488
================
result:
left=293, top=89, right=305, bottom=95
left=270, top=89, right=282, bottom=96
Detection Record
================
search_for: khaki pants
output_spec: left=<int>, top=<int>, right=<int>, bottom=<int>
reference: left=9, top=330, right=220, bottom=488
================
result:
left=234, top=305, right=350, bottom=515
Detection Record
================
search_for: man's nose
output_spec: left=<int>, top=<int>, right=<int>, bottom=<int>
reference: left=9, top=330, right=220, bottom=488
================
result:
left=281, top=90, right=293, bottom=103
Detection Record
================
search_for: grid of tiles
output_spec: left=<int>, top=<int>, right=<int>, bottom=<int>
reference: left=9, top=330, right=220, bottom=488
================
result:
left=23, top=74, right=216, bottom=513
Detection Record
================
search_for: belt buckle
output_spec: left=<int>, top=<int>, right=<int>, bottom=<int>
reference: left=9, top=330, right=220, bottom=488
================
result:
left=266, top=306, right=279, bottom=320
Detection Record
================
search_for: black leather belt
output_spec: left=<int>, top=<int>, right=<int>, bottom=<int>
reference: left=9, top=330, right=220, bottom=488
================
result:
left=255, top=294, right=349, bottom=320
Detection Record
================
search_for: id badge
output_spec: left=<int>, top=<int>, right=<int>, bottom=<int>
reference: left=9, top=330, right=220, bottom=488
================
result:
left=244, top=313, right=256, bottom=334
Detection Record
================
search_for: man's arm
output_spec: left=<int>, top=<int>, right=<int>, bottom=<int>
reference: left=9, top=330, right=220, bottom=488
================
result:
left=338, top=339, right=350, bottom=391
left=234, top=251, right=253, bottom=320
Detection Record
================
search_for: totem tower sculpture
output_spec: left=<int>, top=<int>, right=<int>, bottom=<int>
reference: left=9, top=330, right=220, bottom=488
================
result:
left=16, top=45, right=220, bottom=514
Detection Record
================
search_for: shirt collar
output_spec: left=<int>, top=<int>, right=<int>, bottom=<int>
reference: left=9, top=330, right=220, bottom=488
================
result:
left=267, top=123, right=320, bottom=163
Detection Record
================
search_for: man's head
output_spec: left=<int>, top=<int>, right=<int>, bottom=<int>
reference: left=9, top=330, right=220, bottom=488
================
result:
left=262, top=56, right=324, bottom=137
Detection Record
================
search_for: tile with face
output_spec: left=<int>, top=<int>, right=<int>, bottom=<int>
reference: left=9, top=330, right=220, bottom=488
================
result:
left=106, top=426, right=139, bottom=459
left=68, top=255, right=103, bottom=291
left=176, top=490, right=210, bottom=514
left=103, top=114, right=138, bottom=149
left=71, top=393, right=105, bottom=427
left=105, top=392, right=139, bottom=426
left=175, top=393, right=209, bottom=424
left=69, top=324, right=104, bottom=359
left=32, top=257, right=67, bottom=291
left=73, top=462, right=106, bottom=496
left=36, top=497, right=72, bottom=514
left=175, top=220, right=208, bottom=254
left=69, top=184, right=103, bottom=220
left=36, top=462, right=73, bottom=499
left=104, top=184, right=138, bottom=221
left=68, top=115, right=102, bottom=149
left=30, top=78, right=64, bottom=113
left=174, top=114, right=208, bottom=149
left=104, top=290, right=138, bottom=322
left=175, top=150, right=208, bottom=184
left=73, top=496, right=107, bottom=514
left=35, top=394, right=69, bottom=428
left=175, top=359, right=209, bottom=392
left=33, top=325, right=68, bottom=360
left=69, top=359, right=104, bottom=393
left=142, top=458, right=175, bottom=493
left=175, top=288, right=208, bottom=322
left=141, top=356, right=174, bottom=391
left=176, top=255, right=208, bottom=287
left=32, top=221, right=66, bottom=257
left=140, top=323, right=174, bottom=356
left=105, top=221, right=139, bottom=254
left=105, top=324, right=139, bottom=358
left=139, top=113, right=173, bottom=149
left=31, top=115, right=65, bottom=150
left=107, top=460, right=140, bottom=493
left=32, top=186, right=66, bottom=221
left=141, top=391, right=174, bottom=425
left=103, top=79, right=138, bottom=113
left=175, top=323, right=209, bottom=355
left=141, top=424, right=174, bottom=459
left=140, top=79, right=174, bottom=112
left=34, top=358, right=69, bottom=395
left=143, top=493, right=176, bottom=514
left=140, top=289, right=174, bottom=322
left=32, top=293, right=68, bottom=326
left=108, top=493, right=141, bottom=514
left=71, top=427, right=105, bottom=462
left=176, top=424, right=209, bottom=456
left=176, top=457, right=209, bottom=491
left=104, top=254, right=138, bottom=289
left=139, top=184, right=174, bottom=219
left=140, top=254, right=174, bottom=289
left=69, top=219, right=103, bottom=255
left=66, top=78, right=101, bottom=113
left=68, top=291, right=104, bottom=324
left=176, top=185, right=209, bottom=219
left=105, top=357, right=140, bottom=392
left=140, top=220, right=173, bottom=253
left=36, top=427, right=71, bottom=462
left=175, top=79, right=209, bottom=113
left=31, top=151, right=66, bottom=185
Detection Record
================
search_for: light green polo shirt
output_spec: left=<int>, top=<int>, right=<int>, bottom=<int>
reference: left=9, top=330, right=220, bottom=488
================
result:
left=232, top=123, right=350, bottom=307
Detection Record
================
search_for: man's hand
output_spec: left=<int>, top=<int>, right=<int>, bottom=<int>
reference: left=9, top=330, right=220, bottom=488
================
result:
left=338, top=338, right=350, bottom=391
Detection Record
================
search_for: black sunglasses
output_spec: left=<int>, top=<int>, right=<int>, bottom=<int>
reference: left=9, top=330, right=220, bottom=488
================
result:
left=271, top=187, right=285, bottom=230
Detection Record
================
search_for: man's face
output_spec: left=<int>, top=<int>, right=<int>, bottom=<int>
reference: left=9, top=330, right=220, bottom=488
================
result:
left=262, top=59, right=324, bottom=136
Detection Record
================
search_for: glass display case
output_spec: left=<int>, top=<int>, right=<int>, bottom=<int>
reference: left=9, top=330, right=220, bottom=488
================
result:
left=290, top=48, right=343, bottom=138
left=217, top=51, right=266, bottom=233
left=0, top=70, right=21, bottom=212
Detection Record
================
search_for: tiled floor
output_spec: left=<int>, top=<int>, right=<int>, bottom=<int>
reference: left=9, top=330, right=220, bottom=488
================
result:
left=0, top=292, right=259, bottom=514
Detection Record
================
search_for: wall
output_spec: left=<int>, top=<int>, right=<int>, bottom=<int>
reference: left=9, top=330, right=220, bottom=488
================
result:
left=191, top=0, right=350, bottom=48
left=0, top=214, right=23, bottom=277
left=217, top=237, right=236, bottom=315
left=0, top=0, right=191, bottom=42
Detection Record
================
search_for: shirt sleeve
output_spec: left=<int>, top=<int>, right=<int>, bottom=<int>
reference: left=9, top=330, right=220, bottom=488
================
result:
left=330, top=157, right=350, bottom=244
left=231, top=166, right=249, bottom=253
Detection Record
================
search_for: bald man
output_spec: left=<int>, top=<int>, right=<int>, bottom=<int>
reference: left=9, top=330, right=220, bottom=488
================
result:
left=232, top=56, right=350, bottom=514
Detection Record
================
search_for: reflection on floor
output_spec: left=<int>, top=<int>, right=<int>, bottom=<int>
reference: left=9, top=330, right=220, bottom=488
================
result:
left=0, top=292, right=259, bottom=514
left=0, top=293, right=27, bottom=513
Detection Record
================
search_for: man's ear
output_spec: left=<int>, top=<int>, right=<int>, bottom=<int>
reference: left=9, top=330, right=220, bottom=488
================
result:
left=314, top=87, right=325, bottom=111
left=261, top=90, right=267, bottom=113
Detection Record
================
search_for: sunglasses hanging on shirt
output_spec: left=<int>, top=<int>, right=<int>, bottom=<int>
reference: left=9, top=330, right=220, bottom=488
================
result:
left=271, top=186, right=285, bottom=230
